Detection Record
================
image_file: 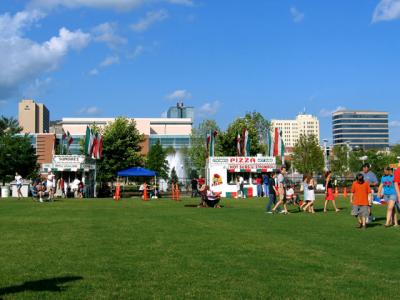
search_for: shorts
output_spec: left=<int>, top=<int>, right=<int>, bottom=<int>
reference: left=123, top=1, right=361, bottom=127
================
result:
left=278, top=187, right=285, bottom=201
left=16, top=183, right=22, bottom=190
left=383, top=194, right=397, bottom=202
left=351, top=205, right=369, bottom=218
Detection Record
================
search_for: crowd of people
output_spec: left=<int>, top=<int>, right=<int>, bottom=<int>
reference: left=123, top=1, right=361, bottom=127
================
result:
left=28, top=171, right=85, bottom=202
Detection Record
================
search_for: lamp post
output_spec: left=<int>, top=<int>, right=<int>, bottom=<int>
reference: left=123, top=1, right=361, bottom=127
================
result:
left=345, top=141, right=351, bottom=171
left=323, top=139, right=329, bottom=171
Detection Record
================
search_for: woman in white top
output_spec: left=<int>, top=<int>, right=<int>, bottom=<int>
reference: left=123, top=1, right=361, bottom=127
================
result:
left=15, top=172, right=23, bottom=199
left=302, top=174, right=316, bottom=213
left=46, top=171, right=55, bottom=200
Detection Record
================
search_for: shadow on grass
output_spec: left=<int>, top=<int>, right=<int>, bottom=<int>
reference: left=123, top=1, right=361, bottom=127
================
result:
left=0, top=276, right=83, bottom=298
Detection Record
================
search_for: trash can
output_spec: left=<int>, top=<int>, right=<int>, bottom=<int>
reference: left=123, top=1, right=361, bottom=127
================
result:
left=1, top=186, right=10, bottom=198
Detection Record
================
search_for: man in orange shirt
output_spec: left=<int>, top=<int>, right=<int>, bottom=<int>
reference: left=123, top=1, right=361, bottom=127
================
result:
left=350, top=173, right=372, bottom=229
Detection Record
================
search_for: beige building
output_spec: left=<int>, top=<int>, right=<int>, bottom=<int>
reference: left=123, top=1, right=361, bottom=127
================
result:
left=18, top=99, right=50, bottom=134
left=271, top=114, right=320, bottom=147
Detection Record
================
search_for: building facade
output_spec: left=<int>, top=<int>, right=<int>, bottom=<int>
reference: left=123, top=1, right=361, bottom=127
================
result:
left=18, top=99, right=50, bottom=134
left=58, top=117, right=193, bottom=180
left=332, top=110, right=389, bottom=149
left=271, top=114, right=320, bottom=147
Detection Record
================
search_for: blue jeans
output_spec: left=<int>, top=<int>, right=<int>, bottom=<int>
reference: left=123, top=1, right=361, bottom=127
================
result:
left=266, top=194, right=277, bottom=212
left=257, top=185, right=262, bottom=197
left=263, top=183, right=269, bottom=197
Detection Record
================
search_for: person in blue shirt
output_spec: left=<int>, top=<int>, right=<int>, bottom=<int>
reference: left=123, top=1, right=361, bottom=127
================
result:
left=262, top=173, right=269, bottom=197
left=378, top=167, right=398, bottom=227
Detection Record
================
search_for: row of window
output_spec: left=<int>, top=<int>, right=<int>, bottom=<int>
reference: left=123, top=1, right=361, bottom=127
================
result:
left=334, top=139, right=389, bottom=144
left=333, top=114, right=387, bottom=120
left=333, top=129, right=389, bottom=134
left=333, top=134, right=389, bottom=139
left=333, top=119, right=388, bottom=124
left=333, top=124, right=388, bottom=129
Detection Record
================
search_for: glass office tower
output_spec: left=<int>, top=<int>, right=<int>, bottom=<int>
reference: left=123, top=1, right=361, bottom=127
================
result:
left=332, top=110, right=389, bottom=149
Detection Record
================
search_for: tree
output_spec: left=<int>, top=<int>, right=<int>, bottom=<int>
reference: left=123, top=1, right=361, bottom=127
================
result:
left=0, top=116, right=37, bottom=185
left=291, top=134, right=324, bottom=175
left=97, top=117, right=145, bottom=182
left=0, top=116, right=22, bottom=135
left=349, top=148, right=397, bottom=175
left=330, top=145, right=349, bottom=176
left=145, top=140, right=169, bottom=179
left=219, top=112, right=270, bottom=156
left=188, top=119, right=221, bottom=175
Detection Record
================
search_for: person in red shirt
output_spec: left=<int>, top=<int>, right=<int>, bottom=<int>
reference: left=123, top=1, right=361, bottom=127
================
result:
left=351, top=173, right=372, bottom=229
left=395, top=167, right=400, bottom=212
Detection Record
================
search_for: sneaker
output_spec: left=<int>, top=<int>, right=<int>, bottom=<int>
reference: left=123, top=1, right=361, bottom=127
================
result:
left=265, top=211, right=273, bottom=214
left=39, top=198, right=43, bottom=203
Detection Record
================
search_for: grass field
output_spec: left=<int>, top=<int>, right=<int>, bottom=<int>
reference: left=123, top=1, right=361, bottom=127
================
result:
left=1, top=196, right=399, bottom=299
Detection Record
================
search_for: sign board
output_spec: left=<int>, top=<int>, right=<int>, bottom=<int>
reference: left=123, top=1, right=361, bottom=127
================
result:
left=208, top=156, right=276, bottom=170
left=41, top=155, right=95, bottom=172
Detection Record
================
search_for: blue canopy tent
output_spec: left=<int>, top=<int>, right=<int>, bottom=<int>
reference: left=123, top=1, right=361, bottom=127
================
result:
left=117, top=167, right=157, bottom=177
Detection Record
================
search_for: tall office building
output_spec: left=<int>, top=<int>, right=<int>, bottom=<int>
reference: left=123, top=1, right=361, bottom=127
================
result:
left=332, top=110, right=389, bottom=149
left=271, top=113, right=320, bottom=147
left=18, top=99, right=50, bottom=133
left=167, top=102, right=194, bottom=122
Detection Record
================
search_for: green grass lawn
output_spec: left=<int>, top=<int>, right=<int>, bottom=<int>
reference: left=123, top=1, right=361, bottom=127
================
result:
left=0, top=196, right=399, bottom=299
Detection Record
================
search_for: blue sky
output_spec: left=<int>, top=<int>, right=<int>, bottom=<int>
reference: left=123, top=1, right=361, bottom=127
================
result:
left=0, top=0, right=400, bottom=143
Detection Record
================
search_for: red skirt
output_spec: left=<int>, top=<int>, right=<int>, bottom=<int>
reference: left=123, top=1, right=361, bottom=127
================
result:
left=326, top=188, right=335, bottom=200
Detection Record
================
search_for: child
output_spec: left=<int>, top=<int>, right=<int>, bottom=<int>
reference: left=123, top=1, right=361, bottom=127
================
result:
left=350, top=173, right=372, bottom=229
left=378, top=167, right=398, bottom=227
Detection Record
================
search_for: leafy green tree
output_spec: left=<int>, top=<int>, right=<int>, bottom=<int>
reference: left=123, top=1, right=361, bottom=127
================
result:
left=0, top=116, right=22, bottom=135
left=97, top=117, right=145, bottom=182
left=188, top=119, right=221, bottom=176
left=330, top=145, right=349, bottom=176
left=145, top=140, right=169, bottom=179
left=349, top=149, right=397, bottom=175
left=291, top=134, right=324, bottom=175
left=219, top=112, right=270, bottom=156
left=0, top=116, right=37, bottom=185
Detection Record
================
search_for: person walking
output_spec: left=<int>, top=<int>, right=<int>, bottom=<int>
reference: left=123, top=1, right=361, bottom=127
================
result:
left=378, top=167, right=398, bottom=227
left=15, top=172, right=23, bottom=199
left=324, top=171, right=340, bottom=213
left=395, top=166, right=400, bottom=213
left=266, top=172, right=278, bottom=213
left=302, top=174, right=316, bottom=213
left=262, top=173, right=269, bottom=198
left=350, top=173, right=372, bottom=229
left=272, top=168, right=289, bottom=214
left=362, top=163, right=378, bottom=223
left=239, top=175, right=245, bottom=199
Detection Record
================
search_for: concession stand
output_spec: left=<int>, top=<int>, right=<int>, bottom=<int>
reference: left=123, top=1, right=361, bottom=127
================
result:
left=42, top=155, right=97, bottom=197
left=206, top=156, right=276, bottom=198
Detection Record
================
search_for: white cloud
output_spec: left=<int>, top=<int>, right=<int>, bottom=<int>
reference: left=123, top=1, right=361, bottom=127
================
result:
left=23, top=77, right=52, bottom=97
left=89, top=68, right=99, bottom=76
left=92, top=22, right=127, bottom=49
left=99, top=55, right=120, bottom=67
left=130, top=45, right=145, bottom=58
left=29, top=0, right=195, bottom=11
left=197, top=101, right=221, bottom=116
left=390, top=120, right=400, bottom=127
left=290, top=6, right=304, bottom=23
left=130, top=10, right=168, bottom=32
left=319, top=106, right=346, bottom=117
left=372, top=0, right=400, bottom=23
left=77, top=106, right=102, bottom=115
left=0, top=10, right=91, bottom=99
left=166, top=89, right=192, bottom=100
left=0, top=100, right=7, bottom=106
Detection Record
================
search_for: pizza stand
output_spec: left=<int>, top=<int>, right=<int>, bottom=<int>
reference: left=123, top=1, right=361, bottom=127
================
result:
left=42, top=155, right=97, bottom=197
left=206, top=156, right=277, bottom=198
